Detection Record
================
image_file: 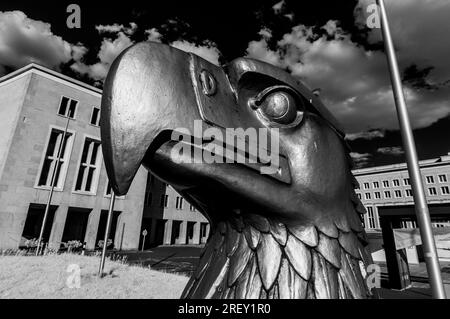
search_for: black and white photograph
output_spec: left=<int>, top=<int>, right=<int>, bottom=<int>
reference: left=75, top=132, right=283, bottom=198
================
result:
left=1, top=0, right=450, bottom=307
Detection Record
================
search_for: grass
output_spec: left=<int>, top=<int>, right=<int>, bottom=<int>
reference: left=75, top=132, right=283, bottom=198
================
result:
left=0, top=253, right=189, bottom=299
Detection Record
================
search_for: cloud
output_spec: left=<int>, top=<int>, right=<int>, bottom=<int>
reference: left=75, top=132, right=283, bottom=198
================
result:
left=71, top=30, right=133, bottom=82
left=272, top=1, right=286, bottom=14
left=96, top=23, right=137, bottom=35
left=0, top=11, right=86, bottom=75
left=346, top=129, right=385, bottom=141
left=71, top=24, right=221, bottom=82
left=170, top=40, right=220, bottom=65
left=245, top=0, right=450, bottom=134
left=377, top=146, right=404, bottom=156
left=350, top=152, right=372, bottom=168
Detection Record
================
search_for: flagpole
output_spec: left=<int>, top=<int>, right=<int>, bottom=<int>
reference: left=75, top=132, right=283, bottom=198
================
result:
left=36, top=116, right=71, bottom=256
left=376, top=0, right=446, bottom=299
left=98, top=191, right=116, bottom=277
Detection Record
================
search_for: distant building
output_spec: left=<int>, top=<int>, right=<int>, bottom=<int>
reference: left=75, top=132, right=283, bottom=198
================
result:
left=353, top=153, right=450, bottom=261
left=0, top=64, right=147, bottom=251
left=140, top=175, right=210, bottom=249
left=0, top=63, right=210, bottom=251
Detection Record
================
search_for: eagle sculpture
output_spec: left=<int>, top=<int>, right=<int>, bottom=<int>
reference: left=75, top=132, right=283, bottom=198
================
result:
left=100, top=42, right=377, bottom=299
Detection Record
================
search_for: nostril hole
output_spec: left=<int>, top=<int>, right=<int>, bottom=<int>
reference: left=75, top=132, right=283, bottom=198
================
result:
left=200, top=70, right=217, bottom=96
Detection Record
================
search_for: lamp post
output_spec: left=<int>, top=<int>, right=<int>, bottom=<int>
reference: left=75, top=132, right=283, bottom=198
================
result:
left=35, top=116, right=71, bottom=256
left=98, top=192, right=116, bottom=277
left=376, top=0, right=446, bottom=299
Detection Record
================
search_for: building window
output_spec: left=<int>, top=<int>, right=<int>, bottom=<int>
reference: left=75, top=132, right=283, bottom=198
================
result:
left=426, top=176, right=435, bottom=184
left=373, top=181, right=380, bottom=189
left=428, top=187, right=437, bottom=196
left=441, top=186, right=450, bottom=195
left=394, top=190, right=402, bottom=198
left=90, top=107, right=100, bottom=126
left=190, top=205, right=196, bottom=212
left=384, top=191, right=391, bottom=199
left=74, top=138, right=101, bottom=193
left=200, top=223, right=208, bottom=238
left=357, top=193, right=362, bottom=200
left=404, top=178, right=410, bottom=186
left=160, top=194, right=169, bottom=208
left=105, top=180, right=124, bottom=199
left=393, top=179, right=400, bottom=187
left=58, top=96, right=77, bottom=119
left=175, top=197, right=184, bottom=210
left=37, top=128, right=73, bottom=189
left=363, top=183, right=370, bottom=190
left=146, top=192, right=153, bottom=206
left=365, top=193, right=371, bottom=200
left=406, top=189, right=413, bottom=197
left=375, top=192, right=381, bottom=199
left=438, top=174, right=447, bottom=183
left=367, top=207, right=378, bottom=229
left=383, top=180, right=389, bottom=188
left=360, top=214, right=366, bottom=228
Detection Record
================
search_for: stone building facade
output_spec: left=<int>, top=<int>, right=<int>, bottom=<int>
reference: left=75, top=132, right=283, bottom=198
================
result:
left=0, top=64, right=147, bottom=251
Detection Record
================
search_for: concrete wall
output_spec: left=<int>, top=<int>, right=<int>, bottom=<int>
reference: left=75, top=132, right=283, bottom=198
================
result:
left=0, top=73, right=31, bottom=183
left=0, top=71, right=147, bottom=250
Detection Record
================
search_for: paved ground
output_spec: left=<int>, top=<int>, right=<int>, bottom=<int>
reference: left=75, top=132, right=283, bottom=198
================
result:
left=115, top=246, right=204, bottom=276
left=115, top=246, right=450, bottom=298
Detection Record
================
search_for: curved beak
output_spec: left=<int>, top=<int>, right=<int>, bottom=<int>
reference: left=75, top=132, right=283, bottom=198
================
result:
left=100, top=42, right=201, bottom=195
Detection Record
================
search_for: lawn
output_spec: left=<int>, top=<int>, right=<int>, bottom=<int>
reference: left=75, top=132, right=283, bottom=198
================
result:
left=0, top=253, right=189, bottom=299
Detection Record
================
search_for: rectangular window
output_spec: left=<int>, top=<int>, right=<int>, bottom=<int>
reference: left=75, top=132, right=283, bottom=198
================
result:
left=439, top=174, right=447, bottom=183
left=74, top=138, right=101, bottom=193
left=384, top=191, right=391, bottom=199
left=38, top=129, right=73, bottom=189
left=426, top=176, right=435, bottom=184
left=405, top=189, right=413, bottom=197
left=363, top=183, right=370, bottom=190
left=357, top=193, right=362, bottom=200
left=375, top=192, right=381, bottom=199
left=428, top=187, right=437, bottom=196
left=360, top=214, right=365, bottom=228
left=441, top=186, right=450, bottom=195
left=383, top=180, right=389, bottom=188
left=393, top=179, right=400, bottom=187
left=175, top=197, right=184, bottom=210
left=160, top=194, right=169, bottom=208
left=190, top=205, right=196, bottom=212
left=404, top=178, right=410, bottom=186
left=367, top=207, right=377, bottom=229
left=90, top=107, right=100, bottom=126
left=365, top=193, right=371, bottom=200
left=373, top=181, right=379, bottom=189
left=395, top=190, right=402, bottom=198
left=105, top=180, right=125, bottom=199
left=58, top=96, right=78, bottom=118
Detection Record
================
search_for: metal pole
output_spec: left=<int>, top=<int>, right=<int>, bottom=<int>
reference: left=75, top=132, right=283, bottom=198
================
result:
left=376, top=0, right=446, bottom=299
left=98, top=192, right=116, bottom=277
left=36, top=116, right=71, bottom=256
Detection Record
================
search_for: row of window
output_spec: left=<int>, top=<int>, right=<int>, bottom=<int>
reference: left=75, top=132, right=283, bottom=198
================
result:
left=360, top=174, right=448, bottom=190
left=37, top=128, right=107, bottom=195
left=57, top=96, right=100, bottom=126
left=358, top=186, right=450, bottom=200
left=145, top=192, right=197, bottom=211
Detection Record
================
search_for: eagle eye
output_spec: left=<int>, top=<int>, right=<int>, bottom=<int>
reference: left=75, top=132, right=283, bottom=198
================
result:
left=249, top=85, right=304, bottom=128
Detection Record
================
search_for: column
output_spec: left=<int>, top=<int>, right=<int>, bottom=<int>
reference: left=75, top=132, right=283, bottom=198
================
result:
left=84, top=208, right=101, bottom=250
left=179, top=221, right=188, bottom=245
left=193, top=222, right=201, bottom=245
left=163, top=219, right=173, bottom=245
left=48, top=204, right=68, bottom=251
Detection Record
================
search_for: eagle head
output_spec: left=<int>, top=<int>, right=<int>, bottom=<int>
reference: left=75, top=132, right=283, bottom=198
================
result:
left=100, top=42, right=377, bottom=299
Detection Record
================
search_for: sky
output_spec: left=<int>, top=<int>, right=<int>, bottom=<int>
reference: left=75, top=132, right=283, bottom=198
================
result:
left=1, top=0, right=450, bottom=168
